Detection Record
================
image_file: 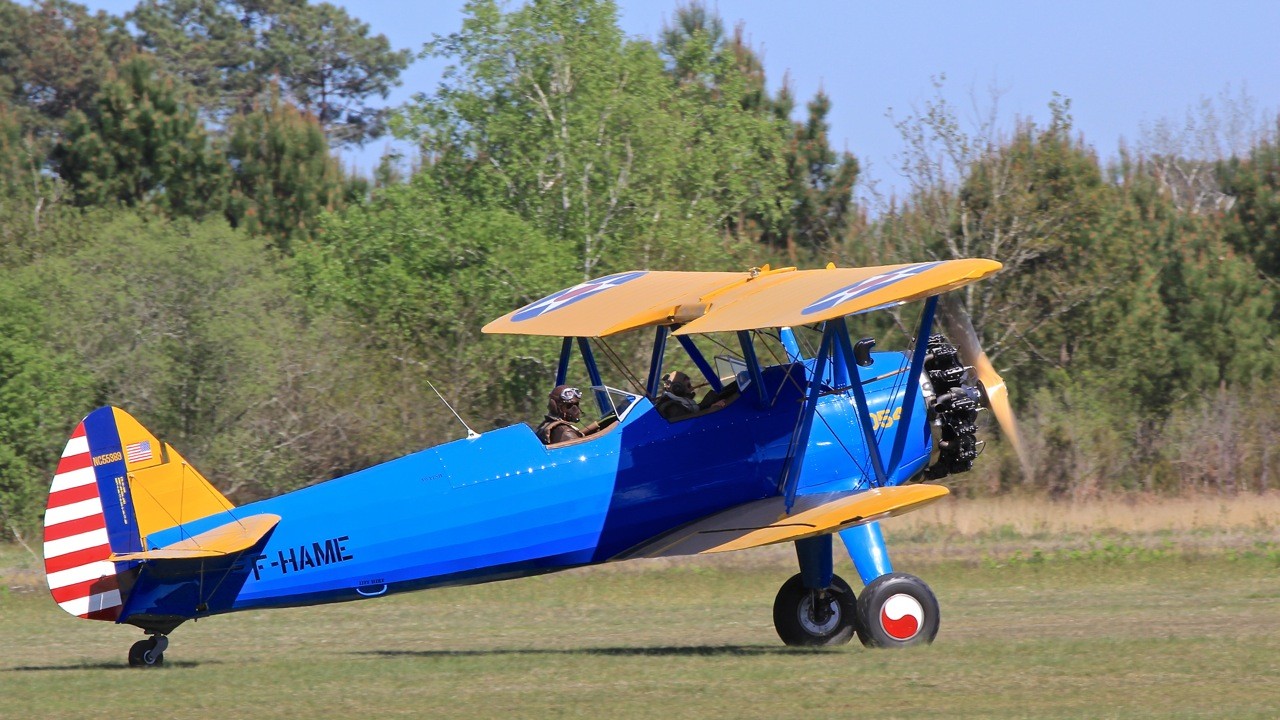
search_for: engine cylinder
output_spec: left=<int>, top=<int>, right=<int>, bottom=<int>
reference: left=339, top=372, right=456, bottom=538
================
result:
left=923, top=334, right=981, bottom=479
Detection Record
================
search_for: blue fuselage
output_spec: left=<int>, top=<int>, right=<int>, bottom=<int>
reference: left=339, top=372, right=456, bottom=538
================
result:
left=131, top=355, right=931, bottom=621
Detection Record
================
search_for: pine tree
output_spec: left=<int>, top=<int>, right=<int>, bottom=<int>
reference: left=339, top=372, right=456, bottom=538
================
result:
left=0, top=0, right=133, bottom=136
left=773, top=89, right=859, bottom=257
left=129, top=0, right=410, bottom=146
left=226, top=93, right=344, bottom=253
left=52, top=54, right=228, bottom=218
left=1218, top=134, right=1280, bottom=295
left=659, top=2, right=858, bottom=258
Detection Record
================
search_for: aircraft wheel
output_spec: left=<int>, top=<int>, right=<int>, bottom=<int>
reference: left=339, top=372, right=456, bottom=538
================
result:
left=772, top=573, right=857, bottom=647
left=128, top=636, right=166, bottom=667
left=855, top=573, right=939, bottom=648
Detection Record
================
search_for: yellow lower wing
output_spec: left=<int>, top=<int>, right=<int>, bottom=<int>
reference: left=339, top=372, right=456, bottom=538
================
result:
left=110, top=514, right=280, bottom=561
left=614, top=485, right=948, bottom=560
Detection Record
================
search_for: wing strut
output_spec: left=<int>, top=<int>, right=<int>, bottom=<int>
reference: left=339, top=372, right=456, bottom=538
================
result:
left=645, top=326, right=669, bottom=398
left=885, top=296, right=938, bottom=476
left=576, top=337, right=610, bottom=415
left=779, top=327, right=804, bottom=363
left=779, top=325, right=833, bottom=512
left=833, top=296, right=939, bottom=484
left=833, top=317, right=890, bottom=488
left=674, top=334, right=723, bottom=393
left=782, top=298, right=940, bottom=506
left=555, top=337, right=573, bottom=385
left=736, top=331, right=767, bottom=407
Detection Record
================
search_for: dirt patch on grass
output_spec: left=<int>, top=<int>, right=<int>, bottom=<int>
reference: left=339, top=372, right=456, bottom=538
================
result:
left=895, top=491, right=1280, bottom=535
left=885, top=491, right=1280, bottom=566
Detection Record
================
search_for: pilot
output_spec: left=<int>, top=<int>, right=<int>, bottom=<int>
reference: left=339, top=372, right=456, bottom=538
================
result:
left=655, top=371, right=699, bottom=420
left=655, top=370, right=730, bottom=420
left=536, top=385, right=605, bottom=444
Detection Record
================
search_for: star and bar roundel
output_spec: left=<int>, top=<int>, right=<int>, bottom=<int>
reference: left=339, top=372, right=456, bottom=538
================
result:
left=512, top=271, right=648, bottom=322
left=801, top=262, right=942, bottom=316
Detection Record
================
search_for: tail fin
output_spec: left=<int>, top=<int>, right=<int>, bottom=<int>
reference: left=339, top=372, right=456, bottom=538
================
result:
left=43, top=407, right=235, bottom=621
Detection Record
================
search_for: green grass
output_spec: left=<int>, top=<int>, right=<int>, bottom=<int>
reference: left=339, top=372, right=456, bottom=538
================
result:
left=3, top=542, right=1278, bottom=720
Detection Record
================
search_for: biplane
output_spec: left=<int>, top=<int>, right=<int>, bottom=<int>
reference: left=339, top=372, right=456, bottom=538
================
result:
left=41, top=259, right=1022, bottom=666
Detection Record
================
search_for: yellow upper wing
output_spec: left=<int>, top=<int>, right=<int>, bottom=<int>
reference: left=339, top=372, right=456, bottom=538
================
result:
left=482, top=260, right=1001, bottom=337
left=482, top=270, right=747, bottom=337
left=674, top=259, right=1000, bottom=335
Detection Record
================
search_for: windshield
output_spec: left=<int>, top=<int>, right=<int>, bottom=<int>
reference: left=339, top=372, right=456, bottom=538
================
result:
left=589, top=385, right=640, bottom=421
left=714, top=354, right=752, bottom=392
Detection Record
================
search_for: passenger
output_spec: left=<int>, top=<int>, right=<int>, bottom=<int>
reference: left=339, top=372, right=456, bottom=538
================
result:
left=536, top=385, right=605, bottom=444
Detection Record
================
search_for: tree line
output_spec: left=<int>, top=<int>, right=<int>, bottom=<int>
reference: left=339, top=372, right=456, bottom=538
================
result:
left=1, top=0, right=1276, bottom=540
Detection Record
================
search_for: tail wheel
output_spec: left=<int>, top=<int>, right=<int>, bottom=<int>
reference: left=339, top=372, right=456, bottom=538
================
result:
left=772, top=573, right=857, bottom=647
left=128, top=636, right=166, bottom=667
left=855, top=573, right=939, bottom=648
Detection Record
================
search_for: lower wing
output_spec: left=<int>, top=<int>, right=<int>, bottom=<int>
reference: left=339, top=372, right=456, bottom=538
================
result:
left=613, top=484, right=947, bottom=560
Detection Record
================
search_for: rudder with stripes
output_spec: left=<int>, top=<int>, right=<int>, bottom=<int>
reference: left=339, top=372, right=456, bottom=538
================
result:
left=43, top=407, right=235, bottom=622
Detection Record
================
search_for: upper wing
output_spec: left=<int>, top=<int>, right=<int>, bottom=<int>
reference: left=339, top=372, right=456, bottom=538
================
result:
left=673, top=259, right=1000, bottom=335
left=482, top=270, right=745, bottom=337
left=482, top=260, right=1001, bottom=337
left=612, top=484, right=948, bottom=560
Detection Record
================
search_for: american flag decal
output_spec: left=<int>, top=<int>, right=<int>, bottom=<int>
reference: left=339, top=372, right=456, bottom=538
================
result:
left=125, top=440, right=153, bottom=463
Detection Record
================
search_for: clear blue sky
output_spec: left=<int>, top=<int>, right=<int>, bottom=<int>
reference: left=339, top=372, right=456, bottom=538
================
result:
left=80, top=0, right=1280, bottom=197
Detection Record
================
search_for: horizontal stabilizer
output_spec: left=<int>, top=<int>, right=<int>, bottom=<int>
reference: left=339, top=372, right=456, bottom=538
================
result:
left=110, top=514, right=280, bottom=562
left=614, top=484, right=948, bottom=560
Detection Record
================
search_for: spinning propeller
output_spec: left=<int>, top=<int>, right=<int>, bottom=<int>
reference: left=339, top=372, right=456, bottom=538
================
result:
left=936, top=294, right=1032, bottom=479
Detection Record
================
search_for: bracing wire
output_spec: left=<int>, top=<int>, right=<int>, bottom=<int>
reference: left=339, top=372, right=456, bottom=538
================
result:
left=873, top=302, right=928, bottom=449
left=129, top=461, right=246, bottom=552
left=130, top=475, right=184, bottom=544
left=800, top=309, right=925, bottom=487
left=812, top=405, right=872, bottom=487
left=594, top=337, right=647, bottom=396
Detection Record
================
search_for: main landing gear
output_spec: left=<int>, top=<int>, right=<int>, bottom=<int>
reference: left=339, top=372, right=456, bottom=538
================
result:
left=773, top=573, right=858, bottom=646
left=771, top=572, right=939, bottom=649
left=128, top=634, right=168, bottom=667
left=774, top=522, right=941, bottom=649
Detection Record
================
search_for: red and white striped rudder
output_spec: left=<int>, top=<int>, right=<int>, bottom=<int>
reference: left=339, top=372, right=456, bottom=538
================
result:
left=43, top=423, right=123, bottom=620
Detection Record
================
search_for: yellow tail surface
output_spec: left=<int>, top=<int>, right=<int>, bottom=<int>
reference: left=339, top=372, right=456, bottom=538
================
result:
left=110, top=408, right=236, bottom=541
left=45, top=406, right=238, bottom=620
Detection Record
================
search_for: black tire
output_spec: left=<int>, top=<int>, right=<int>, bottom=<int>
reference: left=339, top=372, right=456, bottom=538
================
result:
left=855, top=572, right=940, bottom=648
left=772, top=572, right=857, bottom=647
left=128, top=638, right=165, bottom=667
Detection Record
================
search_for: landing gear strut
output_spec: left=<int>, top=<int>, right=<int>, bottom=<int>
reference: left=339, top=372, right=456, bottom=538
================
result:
left=128, top=635, right=168, bottom=667
left=772, top=573, right=857, bottom=646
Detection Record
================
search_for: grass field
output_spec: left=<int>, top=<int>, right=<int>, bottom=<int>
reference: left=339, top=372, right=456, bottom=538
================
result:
left=3, top=495, right=1278, bottom=719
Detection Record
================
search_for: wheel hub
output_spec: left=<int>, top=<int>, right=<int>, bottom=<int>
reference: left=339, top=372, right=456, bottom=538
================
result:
left=879, top=593, right=924, bottom=641
left=798, top=591, right=841, bottom=635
